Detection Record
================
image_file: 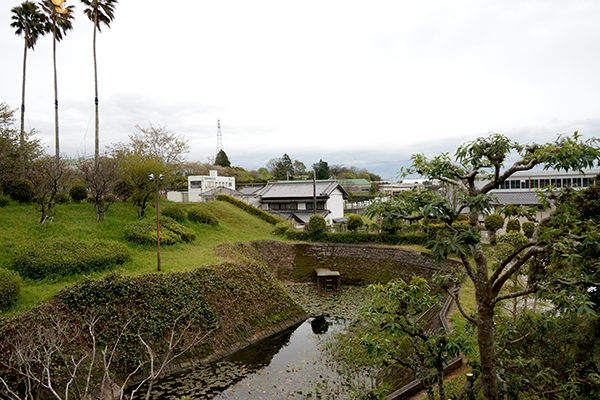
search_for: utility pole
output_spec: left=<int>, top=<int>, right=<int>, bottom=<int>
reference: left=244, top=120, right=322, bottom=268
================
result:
left=313, top=166, right=317, bottom=214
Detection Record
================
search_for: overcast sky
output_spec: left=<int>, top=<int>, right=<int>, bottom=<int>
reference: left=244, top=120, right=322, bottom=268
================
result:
left=2, top=0, right=600, bottom=180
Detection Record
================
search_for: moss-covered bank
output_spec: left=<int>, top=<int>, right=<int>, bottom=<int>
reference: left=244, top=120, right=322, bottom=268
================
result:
left=0, top=262, right=306, bottom=398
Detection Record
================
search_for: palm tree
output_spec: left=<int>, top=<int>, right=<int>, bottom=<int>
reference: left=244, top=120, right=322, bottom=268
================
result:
left=39, top=0, right=75, bottom=168
left=80, top=0, right=118, bottom=165
left=10, top=1, right=48, bottom=161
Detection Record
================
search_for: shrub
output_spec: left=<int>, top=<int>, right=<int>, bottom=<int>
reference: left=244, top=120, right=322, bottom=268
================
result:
left=0, top=268, right=21, bottom=309
left=69, top=184, right=88, bottom=203
left=308, top=214, right=327, bottom=234
left=484, top=214, right=505, bottom=232
left=53, top=192, right=70, bottom=204
left=522, top=221, right=536, bottom=238
left=496, top=232, right=528, bottom=248
left=188, top=207, right=219, bottom=226
left=0, top=195, right=9, bottom=207
left=381, top=218, right=405, bottom=234
left=274, top=221, right=290, bottom=235
left=346, top=214, right=364, bottom=232
left=216, top=194, right=284, bottom=225
left=456, top=214, right=469, bottom=222
left=8, top=179, right=34, bottom=203
left=12, top=238, right=131, bottom=280
left=425, top=222, right=447, bottom=241
left=161, top=205, right=187, bottom=222
left=124, top=216, right=196, bottom=245
left=506, top=219, right=521, bottom=233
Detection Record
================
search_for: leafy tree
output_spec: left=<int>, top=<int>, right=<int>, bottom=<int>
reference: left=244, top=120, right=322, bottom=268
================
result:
left=10, top=1, right=47, bottom=157
left=364, top=132, right=600, bottom=399
left=0, top=103, right=43, bottom=191
left=170, top=175, right=188, bottom=191
left=40, top=0, right=75, bottom=168
left=266, top=153, right=295, bottom=180
left=293, top=160, right=306, bottom=176
left=110, top=124, right=189, bottom=216
left=347, top=276, right=468, bottom=400
left=79, top=0, right=118, bottom=164
left=214, top=149, right=231, bottom=167
left=113, top=150, right=164, bottom=218
left=313, top=159, right=330, bottom=180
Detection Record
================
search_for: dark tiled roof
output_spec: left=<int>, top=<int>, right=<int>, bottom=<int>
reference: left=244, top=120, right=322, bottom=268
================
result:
left=490, top=191, right=541, bottom=205
left=255, top=180, right=349, bottom=200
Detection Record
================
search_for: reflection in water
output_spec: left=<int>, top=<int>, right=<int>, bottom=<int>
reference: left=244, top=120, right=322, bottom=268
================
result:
left=143, top=317, right=351, bottom=399
left=311, top=315, right=329, bottom=334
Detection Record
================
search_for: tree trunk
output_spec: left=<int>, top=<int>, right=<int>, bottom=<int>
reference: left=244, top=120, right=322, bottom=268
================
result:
left=20, top=39, right=27, bottom=163
left=476, top=284, right=499, bottom=400
left=52, top=27, right=60, bottom=170
left=471, top=243, right=499, bottom=400
left=93, top=8, right=99, bottom=165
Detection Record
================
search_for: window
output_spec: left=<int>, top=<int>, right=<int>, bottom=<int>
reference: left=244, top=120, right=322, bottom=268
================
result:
left=190, top=181, right=202, bottom=189
left=563, top=178, right=572, bottom=187
left=551, top=178, right=562, bottom=188
left=583, top=178, right=591, bottom=187
left=573, top=178, right=582, bottom=187
left=530, top=179, right=539, bottom=189
left=510, top=180, right=520, bottom=189
left=539, top=179, right=550, bottom=187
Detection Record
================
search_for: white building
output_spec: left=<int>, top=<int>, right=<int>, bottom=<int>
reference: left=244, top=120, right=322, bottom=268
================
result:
left=187, top=170, right=236, bottom=202
left=254, top=180, right=349, bottom=227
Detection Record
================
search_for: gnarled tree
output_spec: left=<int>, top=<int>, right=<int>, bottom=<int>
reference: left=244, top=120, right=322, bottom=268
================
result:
left=365, top=132, right=600, bottom=399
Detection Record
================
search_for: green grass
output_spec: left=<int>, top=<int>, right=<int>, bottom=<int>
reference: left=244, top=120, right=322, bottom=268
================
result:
left=0, top=199, right=280, bottom=317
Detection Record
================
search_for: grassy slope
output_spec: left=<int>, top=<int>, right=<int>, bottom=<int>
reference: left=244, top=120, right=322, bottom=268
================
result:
left=0, top=199, right=280, bottom=317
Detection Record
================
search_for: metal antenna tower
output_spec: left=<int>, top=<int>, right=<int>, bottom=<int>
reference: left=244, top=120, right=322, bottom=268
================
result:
left=215, top=118, right=223, bottom=158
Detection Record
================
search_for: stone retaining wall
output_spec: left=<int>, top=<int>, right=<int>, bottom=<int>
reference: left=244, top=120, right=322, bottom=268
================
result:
left=220, top=240, right=460, bottom=284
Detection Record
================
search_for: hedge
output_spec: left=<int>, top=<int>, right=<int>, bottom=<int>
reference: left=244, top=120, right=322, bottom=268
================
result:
left=188, top=206, right=219, bottom=226
left=216, top=194, right=284, bottom=225
left=161, top=205, right=187, bottom=222
left=11, top=238, right=131, bottom=280
left=124, top=216, right=196, bottom=245
left=285, top=230, right=427, bottom=246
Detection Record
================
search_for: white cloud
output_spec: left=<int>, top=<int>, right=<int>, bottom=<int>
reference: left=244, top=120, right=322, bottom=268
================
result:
left=2, top=0, right=600, bottom=179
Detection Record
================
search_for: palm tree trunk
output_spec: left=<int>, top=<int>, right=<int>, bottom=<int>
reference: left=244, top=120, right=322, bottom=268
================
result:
left=20, top=39, right=27, bottom=159
left=93, top=8, right=99, bottom=165
left=52, top=27, right=60, bottom=169
left=20, top=39, right=28, bottom=176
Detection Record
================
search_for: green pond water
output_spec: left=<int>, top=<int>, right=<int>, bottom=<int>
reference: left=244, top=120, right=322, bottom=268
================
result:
left=137, top=316, right=371, bottom=399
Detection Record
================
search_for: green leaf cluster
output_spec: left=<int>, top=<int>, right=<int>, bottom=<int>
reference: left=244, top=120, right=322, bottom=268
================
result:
left=11, top=238, right=131, bottom=280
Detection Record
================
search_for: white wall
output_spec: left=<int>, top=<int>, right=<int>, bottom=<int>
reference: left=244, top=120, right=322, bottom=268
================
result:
left=326, top=189, right=345, bottom=221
